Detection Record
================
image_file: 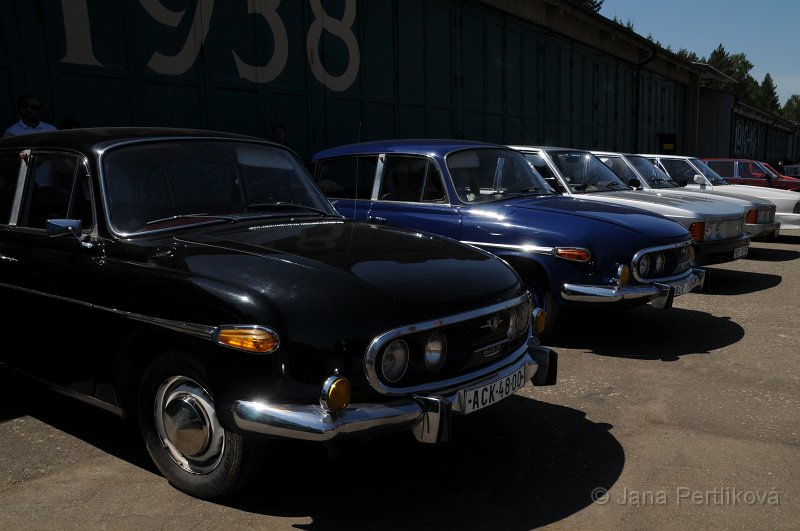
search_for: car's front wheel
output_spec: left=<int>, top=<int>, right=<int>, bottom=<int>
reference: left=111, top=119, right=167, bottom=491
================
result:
left=138, top=353, right=265, bottom=499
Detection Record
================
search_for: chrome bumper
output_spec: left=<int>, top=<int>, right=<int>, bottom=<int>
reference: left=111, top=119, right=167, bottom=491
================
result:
left=230, top=343, right=557, bottom=444
left=746, top=221, right=781, bottom=241
left=561, top=268, right=706, bottom=309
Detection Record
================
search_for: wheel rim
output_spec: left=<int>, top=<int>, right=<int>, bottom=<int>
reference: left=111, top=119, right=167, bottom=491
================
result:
left=154, top=375, right=225, bottom=475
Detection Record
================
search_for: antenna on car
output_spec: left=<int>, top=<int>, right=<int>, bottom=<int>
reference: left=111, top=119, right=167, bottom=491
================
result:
left=511, top=112, right=535, bottom=145
left=351, top=121, right=363, bottom=221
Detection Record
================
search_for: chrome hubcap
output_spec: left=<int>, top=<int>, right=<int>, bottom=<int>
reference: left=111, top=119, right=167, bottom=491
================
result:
left=154, top=376, right=225, bottom=474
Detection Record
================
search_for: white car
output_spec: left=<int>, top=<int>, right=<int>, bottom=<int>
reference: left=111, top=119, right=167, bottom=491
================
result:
left=642, top=154, right=800, bottom=230
left=593, top=151, right=781, bottom=242
left=510, top=145, right=753, bottom=266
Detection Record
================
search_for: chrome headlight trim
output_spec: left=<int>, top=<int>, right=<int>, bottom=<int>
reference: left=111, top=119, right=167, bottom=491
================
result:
left=364, top=293, right=532, bottom=396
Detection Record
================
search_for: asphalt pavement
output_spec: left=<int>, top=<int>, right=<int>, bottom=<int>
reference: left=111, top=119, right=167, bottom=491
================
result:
left=1, top=231, right=799, bottom=530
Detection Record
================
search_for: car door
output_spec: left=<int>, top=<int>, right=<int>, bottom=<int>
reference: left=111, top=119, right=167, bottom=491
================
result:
left=314, top=154, right=378, bottom=220
left=366, top=154, right=462, bottom=240
left=2, top=150, right=103, bottom=391
left=736, top=161, right=770, bottom=187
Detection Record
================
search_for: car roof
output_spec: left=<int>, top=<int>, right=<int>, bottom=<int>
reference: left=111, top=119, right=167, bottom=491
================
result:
left=702, top=157, right=759, bottom=162
left=0, top=127, right=269, bottom=153
left=638, top=154, right=698, bottom=159
left=508, top=145, right=585, bottom=153
left=313, top=138, right=502, bottom=159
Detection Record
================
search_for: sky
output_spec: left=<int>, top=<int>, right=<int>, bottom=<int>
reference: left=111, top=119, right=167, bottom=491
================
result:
left=599, top=0, right=800, bottom=105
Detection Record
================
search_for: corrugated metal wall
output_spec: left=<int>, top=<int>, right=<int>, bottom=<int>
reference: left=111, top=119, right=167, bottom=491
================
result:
left=1, top=0, right=693, bottom=160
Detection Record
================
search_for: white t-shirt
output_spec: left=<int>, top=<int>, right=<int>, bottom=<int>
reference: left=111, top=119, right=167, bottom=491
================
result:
left=3, top=119, right=57, bottom=138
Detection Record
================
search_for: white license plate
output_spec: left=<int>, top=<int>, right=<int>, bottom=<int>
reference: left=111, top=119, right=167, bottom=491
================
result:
left=463, top=367, right=526, bottom=414
left=733, top=246, right=748, bottom=259
left=672, top=277, right=697, bottom=297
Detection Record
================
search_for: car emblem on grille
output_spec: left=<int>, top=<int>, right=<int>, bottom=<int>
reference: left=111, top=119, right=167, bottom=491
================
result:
left=481, top=316, right=504, bottom=333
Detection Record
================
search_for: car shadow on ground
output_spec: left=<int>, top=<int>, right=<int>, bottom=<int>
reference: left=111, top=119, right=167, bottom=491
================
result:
left=744, top=246, right=800, bottom=262
left=774, top=233, right=800, bottom=246
left=702, top=268, right=781, bottom=295
left=0, top=367, right=156, bottom=471
left=227, top=396, right=624, bottom=530
left=0, top=368, right=623, bottom=530
left=546, top=305, right=743, bottom=361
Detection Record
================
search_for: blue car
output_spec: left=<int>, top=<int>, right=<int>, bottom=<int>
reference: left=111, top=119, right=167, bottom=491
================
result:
left=310, top=140, right=706, bottom=339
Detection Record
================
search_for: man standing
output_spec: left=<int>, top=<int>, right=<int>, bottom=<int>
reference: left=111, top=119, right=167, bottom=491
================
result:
left=3, top=94, right=56, bottom=138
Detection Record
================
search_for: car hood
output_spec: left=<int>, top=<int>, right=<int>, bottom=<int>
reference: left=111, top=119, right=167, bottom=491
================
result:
left=492, top=196, right=687, bottom=238
left=648, top=188, right=767, bottom=209
left=567, top=190, right=743, bottom=220
left=686, top=183, right=797, bottom=205
left=174, top=219, right=521, bottom=306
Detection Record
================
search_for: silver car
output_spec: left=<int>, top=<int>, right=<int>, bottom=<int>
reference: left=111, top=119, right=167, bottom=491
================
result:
left=595, top=151, right=781, bottom=242
left=643, top=154, right=800, bottom=231
left=510, top=145, right=752, bottom=266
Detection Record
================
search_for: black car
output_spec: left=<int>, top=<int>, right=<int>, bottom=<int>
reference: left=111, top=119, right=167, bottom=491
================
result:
left=0, top=128, right=556, bottom=499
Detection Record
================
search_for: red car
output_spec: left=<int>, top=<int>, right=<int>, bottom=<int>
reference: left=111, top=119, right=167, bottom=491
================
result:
left=702, top=158, right=800, bottom=192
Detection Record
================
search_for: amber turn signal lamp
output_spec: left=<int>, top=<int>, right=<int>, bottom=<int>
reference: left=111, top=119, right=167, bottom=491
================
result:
left=746, top=209, right=758, bottom=224
left=617, top=264, right=631, bottom=286
left=216, top=327, right=279, bottom=353
left=689, top=222, right=704, bottom=242
left=532, top=308, right=547, bottom=335
left=554, top=247, right=591, bottom=262
left=321, top=376, right=352, bottom=412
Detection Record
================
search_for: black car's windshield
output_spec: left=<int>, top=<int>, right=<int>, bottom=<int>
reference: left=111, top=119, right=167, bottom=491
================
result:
left=548, top=151, right=630, bottom=193
left=102, top=140, right=339, bottom=234
left=446, top=148, right=556, bottom=203
left=627, top=155, right=680, bottom=188
left=689, top=158, right=729, bottom=185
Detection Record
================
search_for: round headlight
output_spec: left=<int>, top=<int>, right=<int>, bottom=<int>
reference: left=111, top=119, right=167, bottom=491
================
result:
left=424, top=332, right=447, bottom=372
left=655, top=253, right=665, bottom=274
left=506, top=311, right=518, bottom=340
left=637, top=254, right=651, bottom=277
left=382, top=340, right=410, bottom=382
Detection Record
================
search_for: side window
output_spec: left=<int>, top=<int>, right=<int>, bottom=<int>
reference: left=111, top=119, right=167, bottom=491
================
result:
left=739, top=163, right=763, bottom=179
left=660, top=160, right=695, bottom=182
left=0, top=154, right=21, bottom=224
left=316, top=156, right=377, bottom=200
left=523, top=153, right=564, bottom=192
left=380, top=156, right=445, bottom=203
left=708, top=161, right=734, bottom=178
left=21, top=154, right=78, bottom=229
left=600, top=157, right=637, bottom=184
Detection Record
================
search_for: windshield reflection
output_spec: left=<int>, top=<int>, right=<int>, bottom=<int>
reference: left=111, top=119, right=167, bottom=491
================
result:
left=445, top=148, right=556, bottom=204
left=102, top=140, right=339, bottom=234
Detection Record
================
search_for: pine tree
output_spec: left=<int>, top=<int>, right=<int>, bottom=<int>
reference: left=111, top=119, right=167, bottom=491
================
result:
left=759, top=74, right=780, bottom=113
left=574, top=0, right=604, bottom=12
left=782, top=95, right=800, bottom=122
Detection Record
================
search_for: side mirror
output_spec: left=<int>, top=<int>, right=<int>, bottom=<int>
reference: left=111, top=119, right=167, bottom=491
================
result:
left=628, top=178, right=641, bottom=189
left=46, top=218, right=93, bottom=248
left=693, top=175, right=704, bottom=184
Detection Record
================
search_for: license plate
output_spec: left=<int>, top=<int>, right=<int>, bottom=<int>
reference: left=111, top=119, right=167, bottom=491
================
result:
left=463, top=367, right=526, bottom=414
left=672, top=277, right=697, bottom=297
left=733, top=246, right=748, bottom=259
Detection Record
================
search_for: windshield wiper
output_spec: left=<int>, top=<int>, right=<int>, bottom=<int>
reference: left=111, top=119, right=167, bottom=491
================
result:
left=246, top=202, right=331, bottom=216
left=144, top=213, right=236, bottom=226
